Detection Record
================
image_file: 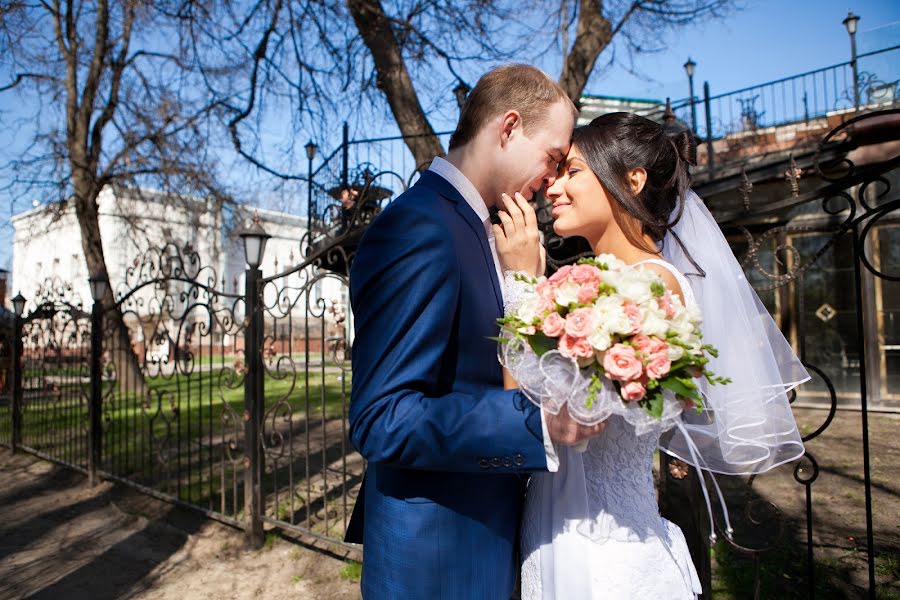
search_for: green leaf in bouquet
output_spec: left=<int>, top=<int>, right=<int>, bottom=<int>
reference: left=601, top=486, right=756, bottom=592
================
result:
left=577, top=257, right=608, bottom=270
left=639, top=389, right=665, bottom=418
left=526, top=331, right=558, bottom=357
left=597, top=282, right=617, bottom=296
left=660, top=377, right=702, bottom=402
left=650, top=281, right=666, bottom=298
left=585, top=373, right=603, bottom=410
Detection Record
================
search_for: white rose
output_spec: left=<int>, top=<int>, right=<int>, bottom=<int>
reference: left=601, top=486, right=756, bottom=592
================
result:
left=614, top=274, right=654, bottom=305
left=641, top=310, right=669, bottom=338
left=587, top=328, right=613, bottom=351
left=592, top=296, right=631, bottom=336
left=683, top=333, right=703, bottom=356
left=667, top=343, right=685, bottom=362
left=555, top=281, right=580, bottom=306
left=595, top=253, right=626, bottom=271
left=516, top=294, right=541, bottom=324
left=670, top=316, right=695, bottom=338
left=684, top=303, right=703, bottom=326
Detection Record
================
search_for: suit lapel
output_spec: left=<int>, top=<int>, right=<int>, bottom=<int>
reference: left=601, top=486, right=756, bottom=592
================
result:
left=417, top=172, right=504, bottom=314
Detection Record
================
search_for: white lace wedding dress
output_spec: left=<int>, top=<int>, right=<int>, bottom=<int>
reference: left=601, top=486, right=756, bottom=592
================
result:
left=515, top=260, right=703, bottom=600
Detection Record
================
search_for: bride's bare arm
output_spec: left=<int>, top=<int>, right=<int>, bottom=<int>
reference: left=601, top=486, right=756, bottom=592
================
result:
left=503, top=367, right=518, bottom=390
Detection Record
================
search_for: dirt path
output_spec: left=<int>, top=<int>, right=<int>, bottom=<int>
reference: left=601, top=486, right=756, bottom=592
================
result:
left=2, top=406, right=899, bottom=599
left=0, top=449, right=360, bottom=600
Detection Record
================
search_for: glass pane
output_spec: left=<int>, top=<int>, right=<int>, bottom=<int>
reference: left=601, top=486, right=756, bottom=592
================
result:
left=877, top=224, right=900, bottom=406
left=791, top=231, right=860, bottom=405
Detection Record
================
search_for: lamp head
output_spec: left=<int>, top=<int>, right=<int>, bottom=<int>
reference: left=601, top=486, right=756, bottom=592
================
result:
left=843, top=11, right=859, bottom=35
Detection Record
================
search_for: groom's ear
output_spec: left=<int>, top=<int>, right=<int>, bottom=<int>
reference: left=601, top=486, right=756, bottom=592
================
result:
left=628, top=167, right=647, bottom=195
left=499, top=110, right=521, bottom=146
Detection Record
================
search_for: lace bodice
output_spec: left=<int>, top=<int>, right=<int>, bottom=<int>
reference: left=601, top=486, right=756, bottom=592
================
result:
left=580, top=415, right=668, bottom=542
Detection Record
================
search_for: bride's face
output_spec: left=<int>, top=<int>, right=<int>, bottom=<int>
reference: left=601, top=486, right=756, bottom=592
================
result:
left=546, top=146, right=613, bottom=243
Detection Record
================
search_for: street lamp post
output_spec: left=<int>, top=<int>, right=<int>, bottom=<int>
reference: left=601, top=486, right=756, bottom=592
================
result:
left=684, top=58, right=697, bottom=132
left=11, top=292, right=25, bottom=453
left=87, top=274, right=109, bottom=485
left=305, top=141, right=318, bottom=227
left=843, top=10, right=861, bottom=110
left=238, top=213, right=270, bottom=548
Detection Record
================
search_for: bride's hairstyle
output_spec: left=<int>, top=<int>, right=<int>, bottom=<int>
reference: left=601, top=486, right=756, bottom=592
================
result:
left=573, top=112, right=697, bottom=257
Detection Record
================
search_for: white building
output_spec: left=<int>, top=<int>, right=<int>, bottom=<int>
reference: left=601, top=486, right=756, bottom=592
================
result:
left=11, top=186, right=350, bottom=358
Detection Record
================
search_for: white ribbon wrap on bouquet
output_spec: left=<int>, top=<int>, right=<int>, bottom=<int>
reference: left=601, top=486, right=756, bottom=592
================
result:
left=498, top=332, right=685, bottom=438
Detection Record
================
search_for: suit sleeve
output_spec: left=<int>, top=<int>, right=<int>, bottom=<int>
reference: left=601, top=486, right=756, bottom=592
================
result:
left=348, top=203, right=548, bottom=472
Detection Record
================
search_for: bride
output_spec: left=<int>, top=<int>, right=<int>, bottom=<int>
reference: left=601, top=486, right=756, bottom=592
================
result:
left=493, top=112, right=808, bottom=599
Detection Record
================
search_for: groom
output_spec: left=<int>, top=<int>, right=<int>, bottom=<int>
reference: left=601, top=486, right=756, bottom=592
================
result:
left=347, top=64, right=603, bottom=599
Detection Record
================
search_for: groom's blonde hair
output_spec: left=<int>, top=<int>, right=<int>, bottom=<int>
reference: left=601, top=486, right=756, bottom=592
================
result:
left=448, top=64, right=577, bottom=151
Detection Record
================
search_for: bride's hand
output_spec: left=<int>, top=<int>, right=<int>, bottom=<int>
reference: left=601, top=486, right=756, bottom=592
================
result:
left=493, top=192, right=546, bottom=278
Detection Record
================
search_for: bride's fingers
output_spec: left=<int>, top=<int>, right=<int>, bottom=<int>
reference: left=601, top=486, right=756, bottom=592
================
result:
left=491, top=223, right=507, bottom=246
left=501, top=193, right=526, bottom=230
left=513, top=192, right=538, bottom=232
left=496, top=206, right=516, bottom=234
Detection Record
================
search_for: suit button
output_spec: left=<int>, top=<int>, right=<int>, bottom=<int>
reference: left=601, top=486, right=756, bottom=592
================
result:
left=502, top=456, right=513, bottom=468
left=479, top=458, right=490, bottom=469
left=514, top=453, right=525, bottom=466
left=490, top=457, right=501, bottom=468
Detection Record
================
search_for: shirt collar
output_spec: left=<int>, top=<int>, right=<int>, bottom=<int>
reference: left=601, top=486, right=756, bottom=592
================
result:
left=428, top=156, right=490, bottom=223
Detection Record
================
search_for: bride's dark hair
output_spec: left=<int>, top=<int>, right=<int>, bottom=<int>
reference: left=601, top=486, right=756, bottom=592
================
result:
left=572, top=112, right=697, bottom=257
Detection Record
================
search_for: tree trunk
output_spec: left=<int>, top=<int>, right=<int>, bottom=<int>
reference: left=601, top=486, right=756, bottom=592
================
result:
left=559, top=0, right=613, bottom=109
left=72, top=179, right=146, bottom=395
left=346, top=0, right=445, bottom=168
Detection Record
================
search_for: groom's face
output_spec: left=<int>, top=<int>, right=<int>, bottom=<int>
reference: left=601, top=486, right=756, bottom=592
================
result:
left=496, top=99, right=574, bottom=202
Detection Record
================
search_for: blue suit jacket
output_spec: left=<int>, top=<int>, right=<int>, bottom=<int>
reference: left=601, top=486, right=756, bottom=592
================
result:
left=346, top=171, right=548, bottom=599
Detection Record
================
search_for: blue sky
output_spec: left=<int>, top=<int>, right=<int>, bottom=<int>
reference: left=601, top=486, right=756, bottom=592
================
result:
left=0, top=0, right=898, bottom=272
left=581, top=0, right=899, bottom=105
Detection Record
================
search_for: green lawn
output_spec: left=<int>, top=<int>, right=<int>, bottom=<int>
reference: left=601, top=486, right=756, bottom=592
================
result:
left=15, top=364, right=354, bottom=518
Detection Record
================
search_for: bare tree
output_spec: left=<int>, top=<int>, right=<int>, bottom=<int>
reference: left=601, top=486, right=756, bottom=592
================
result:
left=559, top=0, right=731, bottom=108
left=221, top=0, right=733, bottom=174
left=0, top=1, right=236, bottom=388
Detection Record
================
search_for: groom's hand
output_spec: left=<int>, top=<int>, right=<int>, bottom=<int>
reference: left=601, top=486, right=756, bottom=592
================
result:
left=545, top=404, right=607, bottom=446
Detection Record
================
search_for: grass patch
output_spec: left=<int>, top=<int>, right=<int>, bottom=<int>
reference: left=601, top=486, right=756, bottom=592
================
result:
left=339, top=561, right=362, bottom=583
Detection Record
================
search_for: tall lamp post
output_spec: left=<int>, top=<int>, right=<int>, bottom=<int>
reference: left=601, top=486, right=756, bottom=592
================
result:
left=239, top=213, right=270, bottom=548
left=683, top=58, right=697, bottom=133
left=843, top=10, right=860, bottom=110
left=87, top=274, right=109, bottom=485
left=454, top=81, right=471, bottom=110
left=305, top=140, right=318, bottom=227
left=11, top=292, right=25, bottom=453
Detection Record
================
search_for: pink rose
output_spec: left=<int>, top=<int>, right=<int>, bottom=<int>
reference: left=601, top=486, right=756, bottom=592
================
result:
left=621, top=380, right=646, bottom=402
left=634, top=335, right=669, bottom=358
left=645, top=353, right=672, bottom=379
left=622, top=301, right=643, bottom=335
left=559, top=334, right=594, bottom=359
left=602, top=343, right=643, bottom=381
left=548, top=265, right=574, bottom=285
left=632, top=334, right=653, bottom=356
left=658, top=291, right=677, bottom=319
left=565, top=307, right=595, bottom=338
left=570, top=264, right=602, bottom=285
left=541, top=311, right=566, bottom=338
left=537, top=280, right=555, bottom=301
left=538, top=296, right=557, bottom=315
left=576, top=282, right=600, bottom=304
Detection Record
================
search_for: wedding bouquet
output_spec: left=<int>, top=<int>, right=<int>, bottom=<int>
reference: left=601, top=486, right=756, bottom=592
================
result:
left=497, top=254, right=729, bottom=433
